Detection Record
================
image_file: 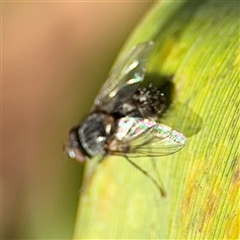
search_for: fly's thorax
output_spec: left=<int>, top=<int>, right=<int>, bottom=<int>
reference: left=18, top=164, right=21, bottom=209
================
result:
left=79, top=113, right=115, bottom=157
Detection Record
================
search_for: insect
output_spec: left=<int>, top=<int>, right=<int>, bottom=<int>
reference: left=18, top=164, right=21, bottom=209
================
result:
left=64, top=41, right=186, bottom=196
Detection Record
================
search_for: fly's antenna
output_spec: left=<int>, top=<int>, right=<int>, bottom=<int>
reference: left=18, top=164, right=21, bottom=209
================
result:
left=124, top=156, right=167, bottom=197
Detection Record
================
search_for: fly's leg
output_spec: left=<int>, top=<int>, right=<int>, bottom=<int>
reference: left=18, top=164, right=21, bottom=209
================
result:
left=150, top=157, right=167, bottom=197
left=80, top=155, right=103, bottom=194
left=124, top=156, right=166, bottom=197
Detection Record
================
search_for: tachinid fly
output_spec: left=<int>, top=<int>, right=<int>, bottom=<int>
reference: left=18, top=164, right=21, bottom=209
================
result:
left=64, top=41, right=186, bottom=195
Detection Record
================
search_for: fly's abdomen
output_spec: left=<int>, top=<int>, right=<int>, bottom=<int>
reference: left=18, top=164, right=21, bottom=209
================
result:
left=132, top=84, right=167, bottom=119
left=115, top=83, right=167, bottom=120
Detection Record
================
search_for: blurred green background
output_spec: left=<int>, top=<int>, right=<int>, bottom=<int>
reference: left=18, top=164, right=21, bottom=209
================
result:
left=2, top=2, right=154, bottom=239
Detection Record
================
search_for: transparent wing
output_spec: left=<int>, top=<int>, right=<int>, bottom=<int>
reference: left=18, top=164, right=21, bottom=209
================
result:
left=92, top=41, right=154, bottom=113
left=108, top=117, right=186, bottom=157
left=161, top=102, right=203, bottom=137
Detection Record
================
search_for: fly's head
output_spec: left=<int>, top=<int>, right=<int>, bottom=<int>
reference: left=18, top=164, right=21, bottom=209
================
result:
left=64, top=125, right=89, bottom=163
left=64, top=113, right=116, bottom=163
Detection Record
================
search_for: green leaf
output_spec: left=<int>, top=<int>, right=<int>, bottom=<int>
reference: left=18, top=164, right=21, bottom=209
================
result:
left=73, top=1, right=240, bottom=239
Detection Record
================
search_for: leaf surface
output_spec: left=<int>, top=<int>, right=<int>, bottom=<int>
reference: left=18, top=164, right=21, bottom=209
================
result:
left=74, top=1, right=240, bottom=239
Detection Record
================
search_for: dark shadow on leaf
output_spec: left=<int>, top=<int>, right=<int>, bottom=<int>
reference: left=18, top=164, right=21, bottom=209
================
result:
left=143, top=72, right=203, bottom=137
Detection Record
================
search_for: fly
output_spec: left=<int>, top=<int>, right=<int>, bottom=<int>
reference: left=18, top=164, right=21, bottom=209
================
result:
left=64, top=41, right=186, bottom=196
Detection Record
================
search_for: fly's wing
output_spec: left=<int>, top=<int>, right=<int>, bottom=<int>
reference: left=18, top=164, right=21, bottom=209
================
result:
left=92, top=41, right=154, bottom=113
left=108, top=117, right=186, bottom=157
